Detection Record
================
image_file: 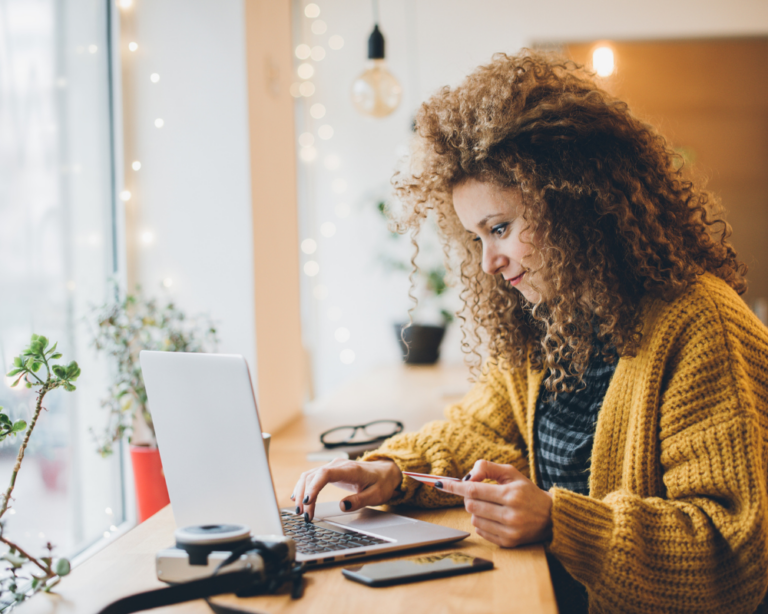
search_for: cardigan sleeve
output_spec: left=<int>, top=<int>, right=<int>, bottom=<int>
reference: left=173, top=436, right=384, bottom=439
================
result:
left=360, top=364, right=531, bottom=508
left=548, top=295, right=768, bottom=613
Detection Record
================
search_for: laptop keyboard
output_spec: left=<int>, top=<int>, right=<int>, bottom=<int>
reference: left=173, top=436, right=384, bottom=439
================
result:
left=280, top=511, right=389, bottom=555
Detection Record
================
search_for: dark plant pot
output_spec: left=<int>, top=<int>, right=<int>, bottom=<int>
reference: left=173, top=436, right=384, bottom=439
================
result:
left=394, top=323, right=446, bottom=365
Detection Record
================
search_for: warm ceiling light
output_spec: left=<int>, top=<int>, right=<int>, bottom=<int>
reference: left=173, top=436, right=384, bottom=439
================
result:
left=592, top=46, right=615, bottom=77
left=351, top=25, right=401, bottom=118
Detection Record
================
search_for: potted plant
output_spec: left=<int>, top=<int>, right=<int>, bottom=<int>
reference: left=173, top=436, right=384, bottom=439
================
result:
left=1, top=335, right=79, bottom=608
left=89, top=283, right=218, bottom=521
left=376, top=200, right=456, bottom=364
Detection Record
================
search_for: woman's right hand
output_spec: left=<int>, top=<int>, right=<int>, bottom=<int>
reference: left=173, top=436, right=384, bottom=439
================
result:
left=291, top=458, right=403, bottom=521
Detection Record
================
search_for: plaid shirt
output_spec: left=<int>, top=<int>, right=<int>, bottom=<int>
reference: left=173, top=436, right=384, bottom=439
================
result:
left=534, top=352, right=617, bottom=495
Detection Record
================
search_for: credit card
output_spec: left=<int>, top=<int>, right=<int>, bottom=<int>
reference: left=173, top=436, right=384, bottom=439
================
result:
left=402, top=471, right=462, bottom=485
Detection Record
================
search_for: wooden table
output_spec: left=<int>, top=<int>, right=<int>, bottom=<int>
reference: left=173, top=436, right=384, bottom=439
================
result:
left=19, top=365, right=557, bottom=614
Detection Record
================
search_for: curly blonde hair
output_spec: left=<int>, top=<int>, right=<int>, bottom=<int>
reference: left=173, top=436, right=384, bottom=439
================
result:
left=392, top=50, right=746, bottom=393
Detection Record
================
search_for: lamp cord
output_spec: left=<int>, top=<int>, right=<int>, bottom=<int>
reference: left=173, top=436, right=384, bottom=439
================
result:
left=372, top=0, right=379, bottom=25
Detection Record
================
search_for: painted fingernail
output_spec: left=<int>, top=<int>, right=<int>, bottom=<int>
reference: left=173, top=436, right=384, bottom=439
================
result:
left=303, top=495, right=309, bottom=504
left=463, top=473, right=472, bottom=481
left=434, top=481, right=443, bottom=489
left=343, top=500, right=351, bottom=511
left=290, top=493, right=295, bottom=500
left=303, top=512, right=310, bottom=523
left=295, top=506, right=300, bottom=515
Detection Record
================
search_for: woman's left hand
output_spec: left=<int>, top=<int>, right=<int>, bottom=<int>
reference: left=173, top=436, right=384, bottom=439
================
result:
left=435, top=460, right=554, bottom=548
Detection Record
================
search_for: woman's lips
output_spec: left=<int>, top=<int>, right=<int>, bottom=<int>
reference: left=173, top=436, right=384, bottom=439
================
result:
left=507, top=272, right=525, bottom=286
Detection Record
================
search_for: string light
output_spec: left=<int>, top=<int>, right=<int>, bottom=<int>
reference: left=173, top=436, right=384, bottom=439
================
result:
left=331, top=179, right=347, bottom=193
left=118, top=0, right=133, bottom=8
left=318, top=125, right=333, bottom=140
left=154, top=118, right=164, bottom=128
left=301, top=238, right=318, bottom=254
left=334, top=203, right=350, bottom=218
left=340, top=349, right=355, bottom=364
left=304, top=3, right=320, bottom=18
left=132, top=161, right=141, bottom=171
left=311, top=20, right=327, bottom=35
left=324, top=155, right=340, bottom=170
left=295, top=44, right=311, bottom=60
left=310, top=103, right=326, bottom=119
left=128, top=41, right=138, bottom=52
left=299, top=132, right=315, bottom=147
left=298, top=63, right=314, bottom=79
left=300, top=147, right=318, bottom=162
left=304, top=261, right=320, bottom=277
left=120, top=190, right=131, bottom=202
left=299, top=82, right=315, bottom=97
left=88, top=45, right=98, bottom=54
left=163, top=278, right=173, bottom=288
left=328, top=35, right=344, bottom=50
left=150, top=73, right=160, bottom=83
left=310, top=46, right=326, bottom=61
left=320, top=222, right=336, bottom=237
left=140, top=230, right=155, bottom=245
left=290, top=83, right=302, bottom=98
left=313, top=285, right=329, bottom=300
left=335, top=327, right=350, bottom=343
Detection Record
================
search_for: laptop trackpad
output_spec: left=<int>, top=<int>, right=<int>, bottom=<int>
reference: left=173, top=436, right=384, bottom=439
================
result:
left=324, top=508, right=416, bottom=530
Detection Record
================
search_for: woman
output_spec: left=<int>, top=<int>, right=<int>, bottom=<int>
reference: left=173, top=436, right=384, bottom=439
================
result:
left=292, top=51, right=768, bottom=613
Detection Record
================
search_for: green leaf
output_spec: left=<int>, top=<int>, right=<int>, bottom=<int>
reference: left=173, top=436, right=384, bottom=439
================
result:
left=64, top=383, right=76, bottom=392
left=52, top=365, right=65, bottom=378
left=54, top=558, right=71, bottom=577
left=31, top=577, right=39, bottom=589
left=6, top=368, right=22, bottom=377
left=47, top=342, right=58, bottom=356
left=11, top=376, right=23, bottom=388
left=13, top=357, right=22, bottom=368
left=50, top=353, right=62, bottom=360
left=31, top=362, right=42, bottom=372
left=12, top=421, right=26, bottom=433
left=38, top=336, right=49, bottom=350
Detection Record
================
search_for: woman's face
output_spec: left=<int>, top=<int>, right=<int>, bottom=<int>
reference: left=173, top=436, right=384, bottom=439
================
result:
left=452, top=179, right=540, bottom=303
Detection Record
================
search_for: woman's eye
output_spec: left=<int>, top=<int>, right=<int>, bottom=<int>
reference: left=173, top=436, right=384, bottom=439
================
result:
left=472, top=235, right=481, bottom=243
left=491, top=223, right=508, bottom=237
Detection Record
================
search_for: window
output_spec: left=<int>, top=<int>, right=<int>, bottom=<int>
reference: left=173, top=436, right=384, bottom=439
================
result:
left=0, top=0, right=126, bottom=559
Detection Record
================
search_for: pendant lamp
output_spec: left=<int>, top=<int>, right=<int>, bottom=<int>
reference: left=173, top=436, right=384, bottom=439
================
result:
left=351, top=5, right=402, bottom=118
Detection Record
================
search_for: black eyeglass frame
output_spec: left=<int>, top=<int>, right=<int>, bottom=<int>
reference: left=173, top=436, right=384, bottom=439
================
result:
left=319, top=420, right=404, bottom=449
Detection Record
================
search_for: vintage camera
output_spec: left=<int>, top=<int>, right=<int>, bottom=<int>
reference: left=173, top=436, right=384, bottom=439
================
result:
left=156, top=524, right=296, bottom=585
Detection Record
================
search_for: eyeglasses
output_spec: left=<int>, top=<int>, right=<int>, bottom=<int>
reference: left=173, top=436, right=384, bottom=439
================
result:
left=319, top=420, right=404, bottom=449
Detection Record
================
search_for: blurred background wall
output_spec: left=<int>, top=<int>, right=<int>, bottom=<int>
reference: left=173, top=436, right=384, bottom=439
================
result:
left=292, top=0, right=768, bottom=398
left=114, top=0, right=768, bottom=401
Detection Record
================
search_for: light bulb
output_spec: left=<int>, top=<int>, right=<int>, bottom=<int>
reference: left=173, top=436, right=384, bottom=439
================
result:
left=351, top=25, right=401, bottom=118
left=592, top=46, right=615, bottom=77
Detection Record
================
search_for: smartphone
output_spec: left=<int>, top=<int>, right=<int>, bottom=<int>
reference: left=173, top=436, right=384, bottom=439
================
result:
left=342, top=552, right=493, bottom=587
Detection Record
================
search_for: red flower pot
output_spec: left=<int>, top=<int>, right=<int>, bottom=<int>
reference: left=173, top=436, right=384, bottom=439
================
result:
left=130, top=445, right=170, bottom=522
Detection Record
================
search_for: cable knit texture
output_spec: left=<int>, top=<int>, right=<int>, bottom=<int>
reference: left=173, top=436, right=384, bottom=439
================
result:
left=362, top=273, right=768, bottom=613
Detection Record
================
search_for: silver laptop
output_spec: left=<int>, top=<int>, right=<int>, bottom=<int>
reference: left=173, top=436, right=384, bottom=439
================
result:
left=139, top=351, right=468, bottom=566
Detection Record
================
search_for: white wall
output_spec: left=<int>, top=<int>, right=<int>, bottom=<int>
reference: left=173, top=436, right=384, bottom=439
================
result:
left=125, top=0, right=257, bottom=379
left=294, top=0, right=768, bottom=398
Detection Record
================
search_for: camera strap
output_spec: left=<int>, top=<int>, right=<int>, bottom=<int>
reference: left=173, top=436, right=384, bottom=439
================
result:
left=96, top=555, right=305, bottom=614
left=96, top=569, right=261, bottom=614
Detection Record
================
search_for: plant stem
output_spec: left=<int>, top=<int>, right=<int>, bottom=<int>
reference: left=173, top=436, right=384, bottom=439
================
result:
left=0, top=380, right=55, bottom=520
left=0, top=536, right=51, bottom=577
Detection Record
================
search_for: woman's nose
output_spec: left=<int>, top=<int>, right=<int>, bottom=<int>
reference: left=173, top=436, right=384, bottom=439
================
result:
left=482, top=244, right=506, bottom=276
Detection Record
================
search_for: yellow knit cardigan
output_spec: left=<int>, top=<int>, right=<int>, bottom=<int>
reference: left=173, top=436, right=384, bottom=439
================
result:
left=363, top=273, right=768, bottom=613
